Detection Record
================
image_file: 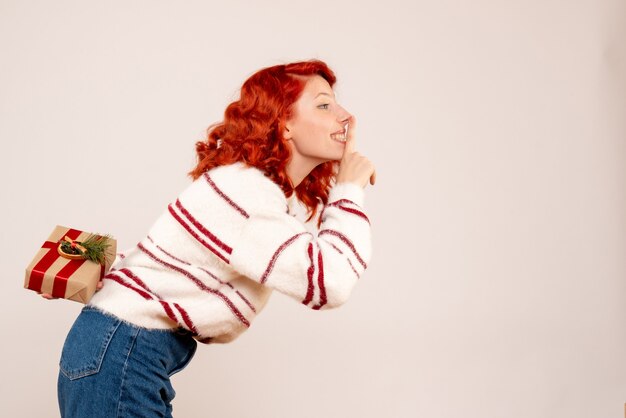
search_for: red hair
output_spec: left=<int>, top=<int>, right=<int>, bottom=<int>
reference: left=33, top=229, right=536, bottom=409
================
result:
left=189, top=60, right=338, bottom=226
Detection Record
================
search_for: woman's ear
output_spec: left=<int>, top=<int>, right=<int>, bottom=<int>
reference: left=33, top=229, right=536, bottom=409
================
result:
left=283, top=123, right=293, bottom=141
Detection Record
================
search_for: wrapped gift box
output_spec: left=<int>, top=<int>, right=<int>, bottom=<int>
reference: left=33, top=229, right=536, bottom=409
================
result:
left=24, top=225, right=116, bottom=303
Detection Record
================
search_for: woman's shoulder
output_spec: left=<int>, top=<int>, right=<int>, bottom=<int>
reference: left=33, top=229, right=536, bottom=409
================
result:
left=183, top=162, right=288, bottom=212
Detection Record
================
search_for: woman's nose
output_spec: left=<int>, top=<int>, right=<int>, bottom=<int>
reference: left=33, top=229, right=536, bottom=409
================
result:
left=336, top=105, right=352, bottom=123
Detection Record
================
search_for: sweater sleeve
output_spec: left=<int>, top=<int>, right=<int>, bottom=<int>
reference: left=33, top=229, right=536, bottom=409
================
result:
left=229, top=182, right=372, bottom=310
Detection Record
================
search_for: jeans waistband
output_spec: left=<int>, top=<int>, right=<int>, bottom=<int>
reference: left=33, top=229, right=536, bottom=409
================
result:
left=82, top=305, right=195, bottom=337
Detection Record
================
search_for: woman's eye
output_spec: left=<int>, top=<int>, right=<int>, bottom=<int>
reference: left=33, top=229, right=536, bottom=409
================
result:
left=317, top=104, right=330, bottom=110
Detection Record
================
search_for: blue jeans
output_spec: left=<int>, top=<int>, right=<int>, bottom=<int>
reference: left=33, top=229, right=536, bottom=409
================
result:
left=57, top=306, right=197, bottom=418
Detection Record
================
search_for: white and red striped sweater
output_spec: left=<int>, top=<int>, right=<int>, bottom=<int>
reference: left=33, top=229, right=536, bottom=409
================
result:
left=89, top=162, right=371, bottom=343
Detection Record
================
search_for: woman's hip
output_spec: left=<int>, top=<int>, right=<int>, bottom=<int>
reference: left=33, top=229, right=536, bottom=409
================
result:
left=58, top=306, right=197, bottom=417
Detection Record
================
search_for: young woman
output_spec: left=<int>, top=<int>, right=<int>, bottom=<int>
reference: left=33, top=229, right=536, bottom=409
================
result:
left=50, top=59, right=376, bottom=417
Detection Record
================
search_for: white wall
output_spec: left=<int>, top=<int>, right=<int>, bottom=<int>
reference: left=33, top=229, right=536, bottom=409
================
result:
left=1, top=0, right=624, bottom=417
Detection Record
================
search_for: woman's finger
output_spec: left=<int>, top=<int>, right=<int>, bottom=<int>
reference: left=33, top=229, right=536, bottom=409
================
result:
left=342, top=116, right=357, bottom=158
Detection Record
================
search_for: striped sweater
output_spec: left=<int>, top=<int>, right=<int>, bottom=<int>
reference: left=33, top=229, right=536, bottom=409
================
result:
left=89, top=162, right=372, bottom=344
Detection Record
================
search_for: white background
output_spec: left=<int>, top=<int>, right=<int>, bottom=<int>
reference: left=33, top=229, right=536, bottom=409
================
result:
left=1, top=0, right=625, bottom=417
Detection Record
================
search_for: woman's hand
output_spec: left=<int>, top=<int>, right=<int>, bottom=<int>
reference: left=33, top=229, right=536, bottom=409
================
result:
left=335, top=116, right=376, bottom=187
left=39, top=279, right=104, bottom=300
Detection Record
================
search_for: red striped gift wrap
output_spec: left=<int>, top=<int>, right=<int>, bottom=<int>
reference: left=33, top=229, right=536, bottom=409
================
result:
left=24, top=225, right=117, bottom=303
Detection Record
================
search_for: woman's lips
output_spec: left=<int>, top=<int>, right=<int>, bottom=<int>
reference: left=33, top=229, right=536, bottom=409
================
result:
left=330, top=131, right=347, bottom=142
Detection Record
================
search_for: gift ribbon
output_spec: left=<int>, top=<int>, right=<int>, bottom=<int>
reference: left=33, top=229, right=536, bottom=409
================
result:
left=28, top=228, right=105, bottom=298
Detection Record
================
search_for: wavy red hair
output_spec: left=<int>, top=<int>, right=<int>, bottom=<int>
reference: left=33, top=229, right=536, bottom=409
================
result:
left=189, top=60, right=338, bottom=226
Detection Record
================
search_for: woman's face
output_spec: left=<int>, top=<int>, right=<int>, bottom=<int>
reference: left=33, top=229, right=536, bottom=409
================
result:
left=284, top=75, right=352, bottom=167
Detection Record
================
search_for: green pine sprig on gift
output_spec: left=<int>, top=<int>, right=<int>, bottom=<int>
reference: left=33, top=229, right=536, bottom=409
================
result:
left=59, top=234, right=113, bottom=265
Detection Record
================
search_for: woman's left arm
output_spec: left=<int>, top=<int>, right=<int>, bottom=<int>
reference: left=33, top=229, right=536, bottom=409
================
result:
left=229, top=182, right=372, bottom=310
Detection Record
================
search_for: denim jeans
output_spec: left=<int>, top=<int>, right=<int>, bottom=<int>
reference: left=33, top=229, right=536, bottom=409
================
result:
left=57, top=306, right=197, bottom=418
